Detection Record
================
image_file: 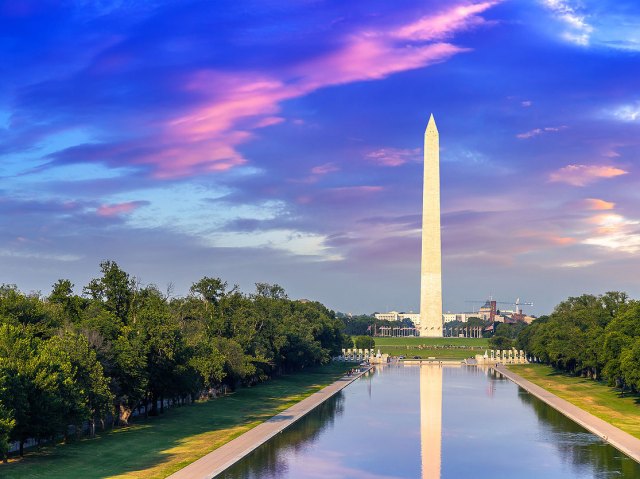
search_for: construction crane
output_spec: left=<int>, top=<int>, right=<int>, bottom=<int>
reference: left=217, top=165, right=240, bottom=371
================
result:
left=465, top=298, right=533, bottom=309
left=513, top=298, right=533, bottom=313
left=465, top=298, right=534, bottom=321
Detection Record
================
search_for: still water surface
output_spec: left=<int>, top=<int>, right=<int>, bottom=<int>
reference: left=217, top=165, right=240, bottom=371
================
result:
left=220, top=364, right=640, bottom=479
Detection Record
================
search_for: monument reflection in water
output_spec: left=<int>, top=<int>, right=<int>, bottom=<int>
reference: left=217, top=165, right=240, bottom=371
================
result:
left=420, top=364, right=442, bottom=479
left=220, top=364, right=640, bottom=479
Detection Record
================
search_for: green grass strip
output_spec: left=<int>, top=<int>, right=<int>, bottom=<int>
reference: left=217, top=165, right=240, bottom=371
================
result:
left=373, top=337, right=488, bottom=360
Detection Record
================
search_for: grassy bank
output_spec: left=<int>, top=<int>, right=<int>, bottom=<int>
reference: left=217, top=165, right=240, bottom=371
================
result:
left=509, top=364, right=640, bottom=439
left=374, top=337, right=488, bottom=359
left=1, top=363, right=353, bottom=479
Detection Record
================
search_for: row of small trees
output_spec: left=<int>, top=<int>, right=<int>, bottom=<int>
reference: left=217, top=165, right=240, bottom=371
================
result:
left=337, top=313, right=413, bottom=336
left=0, top=261, right=346, bottom=461
left=516, top=292, right=640, bottom=391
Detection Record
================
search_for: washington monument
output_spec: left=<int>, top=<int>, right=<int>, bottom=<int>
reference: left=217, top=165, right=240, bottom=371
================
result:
left=420, top=114, right=443, bottom=337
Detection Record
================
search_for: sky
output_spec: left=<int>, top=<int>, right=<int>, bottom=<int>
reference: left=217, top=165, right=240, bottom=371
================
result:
left=1, top=0, right=639, bottom=316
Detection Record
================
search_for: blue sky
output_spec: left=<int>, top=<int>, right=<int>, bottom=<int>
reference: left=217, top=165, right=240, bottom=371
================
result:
left=1, top=0, right=639, bottom=315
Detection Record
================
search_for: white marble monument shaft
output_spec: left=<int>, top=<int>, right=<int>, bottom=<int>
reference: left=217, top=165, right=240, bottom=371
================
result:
left=420, top=114, right=443, bottom=337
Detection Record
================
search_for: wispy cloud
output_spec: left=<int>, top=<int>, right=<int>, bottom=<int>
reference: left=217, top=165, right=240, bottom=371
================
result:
left=548, top=164, right=628, bottom=186
left=583, top=212, right=640, bottom=253
left=311, top=163, right=340, bottom=176
left=558, top=260, right=595, bottom=268
left=513, top=229, right=576, bottom=247
left=540, top=1, right=640, bottom=51
left=364, top=147, right=421, bottom=167
left=516, top=126, right=566, bottom=139
left=540, top=0, right=593, bottom=46
left=582, top=198, right=615, bottom=210
left=609, top=102, right=640, bottom=122
left=294, top=162, right=341, bottom=184
left=96, top=201, right=148, bottom=217
left=394, top=2, right=499, bottom=41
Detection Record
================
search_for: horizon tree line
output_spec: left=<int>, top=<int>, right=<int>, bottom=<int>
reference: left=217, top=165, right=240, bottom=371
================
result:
left=516, top=291, right=640, bottom=392
left=0, top=261, right=347, bottom=461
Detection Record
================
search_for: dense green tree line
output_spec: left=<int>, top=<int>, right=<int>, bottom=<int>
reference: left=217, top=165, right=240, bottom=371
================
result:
left=0, top=261, right=345, bottom=461
left=489, top=322, right=527, bottom=349
left=517, top=292, right=640, bottom=392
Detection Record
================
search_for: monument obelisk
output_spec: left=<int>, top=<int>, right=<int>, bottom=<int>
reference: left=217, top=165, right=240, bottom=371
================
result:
left=420, top=114, right=443, bottom=337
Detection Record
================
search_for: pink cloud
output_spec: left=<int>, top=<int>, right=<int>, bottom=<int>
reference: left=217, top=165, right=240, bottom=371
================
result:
left=582, top=198, right=615, bottom=210
left=513, top=229, right=576, bottom=247
left=549, top=164, right=628, bottom=186
left=516, top=126, right=566, bottom=139
left=157, top=1, right=501, bottom=178
left=394, top=2, right=498, bottom=40
left=97, top=201, right=147, bottom=217
left=365, top=147, right=421, bottom=167
left=255, top=116, right=285, bottom=128
left=548, top=235, right=577, bottom=246
left=298, top=39, right=466, bottom=89
left=311, top=163, right=340, bottom=175
left=292, top=162, right=341, bottom=184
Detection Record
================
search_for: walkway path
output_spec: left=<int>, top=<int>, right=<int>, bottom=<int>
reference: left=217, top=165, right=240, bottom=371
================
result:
left=495, top=364, right=640, bottom=463
left=167, top=366, right=371, bottom=479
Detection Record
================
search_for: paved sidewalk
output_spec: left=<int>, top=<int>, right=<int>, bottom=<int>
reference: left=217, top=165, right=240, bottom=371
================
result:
left=495, top=364, right=640, bottom=463
left=167, top=367, right=371, bottom=479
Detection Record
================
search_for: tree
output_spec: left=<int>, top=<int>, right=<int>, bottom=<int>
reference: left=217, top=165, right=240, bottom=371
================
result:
left=49, top=279, right=83, bottom=321
left=255, top=283, right=288, bottom=300
left=111, top=326, right=148, bottom=424
left=190, top=277, right=230, bottom=306
left=189, top=342, right=225, bottom=393
left=0, top=324, right=37, bottom=456
left=620, top=338, right=640, bottom=392
left=43, top=333, right=113, bottom=437
left=602, top=330, right=631, bottom=388
left=0, top=285, right=60, bottom=335
left=135, top=286, right=186, bottom=415
left=466, top=317, right=487, bottom=328
left=489, top=335, right=513, bottom=350
left=354, top=336, right=375, bottom=349
left=84, top=261, right=134, bottom=323
left=0, top=405, right=14, bottom=463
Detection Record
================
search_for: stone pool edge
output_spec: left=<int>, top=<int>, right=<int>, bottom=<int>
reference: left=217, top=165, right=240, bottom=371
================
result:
left=494, top=364, right=640, bottom=464
left=166, top=366, right=372, bottom=479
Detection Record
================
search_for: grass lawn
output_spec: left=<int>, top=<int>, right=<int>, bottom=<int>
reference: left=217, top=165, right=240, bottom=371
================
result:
left=1, top=363, right=353, bottom=479
left=373, top=337, right=488, bottom=359
left=509, top=364, right=640, bottom=439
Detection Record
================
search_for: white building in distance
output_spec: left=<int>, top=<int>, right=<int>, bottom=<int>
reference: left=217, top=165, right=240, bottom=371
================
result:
left=374, top=311, right=423, bottom=325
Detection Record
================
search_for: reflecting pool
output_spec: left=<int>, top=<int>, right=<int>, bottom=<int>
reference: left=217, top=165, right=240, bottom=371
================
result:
left=220, top=364, right=640, bottom=479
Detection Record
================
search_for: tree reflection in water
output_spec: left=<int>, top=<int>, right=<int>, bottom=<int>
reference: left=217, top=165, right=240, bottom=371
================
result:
left=517, top=389, right=640, bottom=478
left=219, top=392, right=345, bottom=479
